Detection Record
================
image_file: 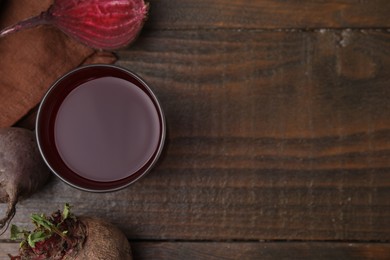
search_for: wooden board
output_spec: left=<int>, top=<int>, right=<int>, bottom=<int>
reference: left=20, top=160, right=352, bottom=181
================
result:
left=1, top=242, right=390, bottom=260
left=144, top=0, right=390, bottom=29
left=2, top=1, right=389, bottom=257
left=6, top=30, right=390, bottom=242
left=117, top=30, right=390, bottom=170
left=1, top=168, right=389, bottom=241
left=131, top=242, right=390, bottom=260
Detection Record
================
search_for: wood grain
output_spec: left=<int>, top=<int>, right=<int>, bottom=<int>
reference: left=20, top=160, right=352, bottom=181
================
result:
left=0, top=168, right=388, bottom=241
left=131, top=242, right=390, bottom=260
left=10, top=30, right=390, bottom=241
left=144, top=0, right=390, bottom=29
left=2, top=0, right=389, bottom=258
left=117, top=29, right=390, bottom=170
left=1, top=242, right=390, bottom=260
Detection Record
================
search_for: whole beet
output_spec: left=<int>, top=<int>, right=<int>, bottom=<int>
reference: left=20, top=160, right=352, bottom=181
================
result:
left=0, top=127, right=50, bottom=231
left=10, top=206, right=132, bottom=259
left=73, top=217, right=132, bottom=259
left=0, top=0, right=149, bottom=50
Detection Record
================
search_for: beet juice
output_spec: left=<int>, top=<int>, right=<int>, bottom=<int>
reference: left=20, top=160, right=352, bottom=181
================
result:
left=36, top=65, right=165, bottom=192
left=54, top=76, right=160, bottom=182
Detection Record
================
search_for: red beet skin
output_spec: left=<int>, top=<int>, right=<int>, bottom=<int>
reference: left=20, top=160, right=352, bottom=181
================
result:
left=49, top=0, right=149, bottom=50
left=0, top=0, right=149, bottom=50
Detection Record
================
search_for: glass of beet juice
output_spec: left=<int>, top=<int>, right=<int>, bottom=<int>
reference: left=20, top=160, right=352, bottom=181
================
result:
left=36, top=65, right=165, bottom=192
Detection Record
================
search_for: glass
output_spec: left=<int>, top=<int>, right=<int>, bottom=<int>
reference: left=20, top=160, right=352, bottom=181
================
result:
left=36, top=64, right=165, bottom=192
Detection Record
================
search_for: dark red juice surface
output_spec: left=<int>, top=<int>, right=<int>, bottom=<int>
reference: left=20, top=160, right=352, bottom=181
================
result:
left=54, top=76, right=160, bottom=182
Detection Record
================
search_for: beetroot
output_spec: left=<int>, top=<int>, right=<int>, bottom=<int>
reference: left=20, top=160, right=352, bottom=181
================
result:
left=74, top=217, right=132, bottom=259
left=9, top=204, right=132, bottom=259
left=0, top=127, right=50, bottom=233
left=0, top=0, right=149, bottom=50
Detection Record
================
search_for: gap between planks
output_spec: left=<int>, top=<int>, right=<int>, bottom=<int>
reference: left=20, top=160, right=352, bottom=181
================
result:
left=1, top=239, right=389, bottom=244
left=143, top=28, right=390, bottom=32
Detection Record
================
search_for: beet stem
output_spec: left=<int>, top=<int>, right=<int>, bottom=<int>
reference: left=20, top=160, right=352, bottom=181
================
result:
left=0, top=11, right=51, bottom=38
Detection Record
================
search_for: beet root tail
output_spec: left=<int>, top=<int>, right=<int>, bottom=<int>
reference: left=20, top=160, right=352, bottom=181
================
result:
left=0, top=12, right=49, bottom=38
left=0, top=194, right=17, bottom=235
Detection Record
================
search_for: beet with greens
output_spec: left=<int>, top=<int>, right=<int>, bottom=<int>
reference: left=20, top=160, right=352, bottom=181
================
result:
left=9, top=204, right=132, bottom=259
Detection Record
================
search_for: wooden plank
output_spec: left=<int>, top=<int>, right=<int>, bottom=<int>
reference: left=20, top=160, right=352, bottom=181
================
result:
left=116, top=30, right=390, bottom=166
left=0, top=243, right=17, bottom=260
left=1, top=169, right=389, bottom=241
left=144, top=0, right=390, bottom=29
left=131, top=242, right=390, bottom=260
left=10, top=30, right=390, bottom=241
left=1, top=242, right=390, bottom=260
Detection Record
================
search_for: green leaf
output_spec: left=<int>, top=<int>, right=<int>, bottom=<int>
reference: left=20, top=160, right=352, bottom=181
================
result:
left=27, top=231, right=48, bottom=248
left=19, top=240, right=26, bottom=248
left=62, top=203, right=71, bottom=220
left=31, top=210, right=69, bottom=239
left=10, top=225, right=25, bottom=240
left=30, top=214, right=54, bottom=231
left=10, top=225, right=20, bottom=240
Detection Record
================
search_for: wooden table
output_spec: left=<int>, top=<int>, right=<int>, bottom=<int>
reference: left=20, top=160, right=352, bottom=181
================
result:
left=1, top=0, right=390, bottom=259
